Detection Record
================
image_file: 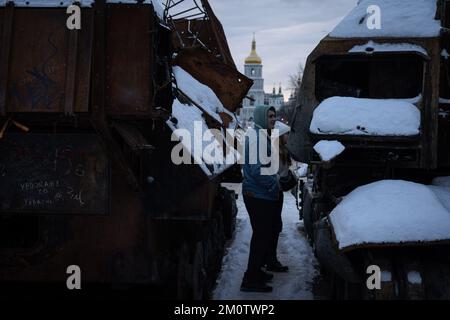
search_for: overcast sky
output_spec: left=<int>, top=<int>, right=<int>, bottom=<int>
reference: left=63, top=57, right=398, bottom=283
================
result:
left=208, top=0, right=357, bottom=100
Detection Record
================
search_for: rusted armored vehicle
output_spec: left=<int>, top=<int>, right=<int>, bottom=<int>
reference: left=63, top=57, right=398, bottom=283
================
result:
left=0, top=0, right=251, bottom=299
left=288, top=0, right=450, bottom=299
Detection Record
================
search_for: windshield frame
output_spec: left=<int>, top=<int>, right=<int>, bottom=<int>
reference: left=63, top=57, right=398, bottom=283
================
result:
left=314, top=52, right=427, bottom=103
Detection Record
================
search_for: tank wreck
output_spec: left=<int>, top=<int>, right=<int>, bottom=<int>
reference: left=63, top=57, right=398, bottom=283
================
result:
left=0, top=0, right=252, bottom=299
left=288, top=0, right=450, bottom=299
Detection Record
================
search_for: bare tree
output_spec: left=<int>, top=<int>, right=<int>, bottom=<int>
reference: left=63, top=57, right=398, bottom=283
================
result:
left=288, top=62, right=304, bottom=95
left=279, top=62, right=304, bottom=124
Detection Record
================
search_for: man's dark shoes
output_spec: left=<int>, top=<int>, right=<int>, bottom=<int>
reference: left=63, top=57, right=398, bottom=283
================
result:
left=265, top=261, right=289, bottom=272
left=258, top=269, right=274, bottom=282
left=240, top=272, right=273, bottom=293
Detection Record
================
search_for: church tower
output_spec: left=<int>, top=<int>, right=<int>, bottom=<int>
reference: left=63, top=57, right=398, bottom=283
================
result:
left=243, top=35, right=264, bottom=108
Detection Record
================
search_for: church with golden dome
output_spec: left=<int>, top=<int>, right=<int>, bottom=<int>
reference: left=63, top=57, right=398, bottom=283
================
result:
left=240, top=35, right=285, bottom=123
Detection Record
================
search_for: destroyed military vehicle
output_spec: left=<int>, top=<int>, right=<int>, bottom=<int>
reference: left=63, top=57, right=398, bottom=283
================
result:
left=0, top=0, right=251, bottom=299
left=288, top=0, right=450, bottom=299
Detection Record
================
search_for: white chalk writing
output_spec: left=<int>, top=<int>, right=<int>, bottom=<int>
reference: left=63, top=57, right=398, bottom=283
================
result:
left=24, top=198, right=54, bottom=207
left=20, top=180, right=60, bottom=191
left=67, top=187, right=85, bottom=207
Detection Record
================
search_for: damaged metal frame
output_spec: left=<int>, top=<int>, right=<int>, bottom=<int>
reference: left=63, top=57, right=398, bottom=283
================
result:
left=164, top=0, right=208, bottom=49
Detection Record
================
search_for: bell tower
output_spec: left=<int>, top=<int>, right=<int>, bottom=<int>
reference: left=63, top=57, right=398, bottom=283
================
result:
left=243, top=34, right=264, bottom=108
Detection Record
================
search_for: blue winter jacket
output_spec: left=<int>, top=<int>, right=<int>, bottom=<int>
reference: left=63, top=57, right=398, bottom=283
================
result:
left=242, top=106, right=280, bottom=201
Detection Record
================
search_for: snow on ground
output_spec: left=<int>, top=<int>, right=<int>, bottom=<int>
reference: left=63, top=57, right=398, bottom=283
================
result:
left=310, top=97, right=421, bottom=136
left=313, top=140, right=345, bottom=162
left=213, top=183, right=318, bottom=300
left=349, top=41, right=428, bottom=57
left=329, top=0, right=441, bottom=38
left=329, top=180, right=450, bottom=250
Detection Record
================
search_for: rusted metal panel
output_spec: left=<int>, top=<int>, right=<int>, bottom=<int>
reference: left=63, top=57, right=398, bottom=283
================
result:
left=63, top=30, right=78, bottom=115
left=91, top=0, right=106, bottom=117
left=91, top=1, right=140, bottom=191
left=174, top=47, right=253, bottom=112
left=112, top=122, right=154, bottom=152
left=106, top=5, right=154, bottom=116
left=168, top=0, right=252, bottom=113
left=439, top=32, right=450, bottom=166
left=152, top=21, right=173, bottom=117
left=9, top=9, right=65, bottom=112
left=201, top=0, right=236, bottom=69
left=171, top=0, right=236, bottom=70
left=74, top=10, right=94, bottom=113
left=0, top=4, right=13, bottom=116
left=441, top=0, right=450, bottom=29
left=172, top=19, right=226, bottom=64
left=170, top=179, right=218, bottom=219
left=0, top=161, right=150, bottom=284
left=4, top=8, right=93, bottom=114
left=153, top=177, right=220, bottom=221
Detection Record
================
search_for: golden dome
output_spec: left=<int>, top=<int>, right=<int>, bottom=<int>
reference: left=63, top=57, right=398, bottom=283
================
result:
left=245, top=35, right=262, bottom=64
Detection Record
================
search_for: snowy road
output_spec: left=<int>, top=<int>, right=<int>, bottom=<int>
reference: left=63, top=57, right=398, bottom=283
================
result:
left=213, top=184, right=318, bottom=300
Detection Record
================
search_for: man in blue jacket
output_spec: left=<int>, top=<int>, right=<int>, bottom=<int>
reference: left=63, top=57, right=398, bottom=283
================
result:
left=241, top=105, right=279, bottom=292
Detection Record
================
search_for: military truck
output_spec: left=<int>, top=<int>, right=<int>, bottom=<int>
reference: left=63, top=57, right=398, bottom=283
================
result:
left=288, top=0, right=450, bottom=299
left=0, top=0, right=251, bottom=299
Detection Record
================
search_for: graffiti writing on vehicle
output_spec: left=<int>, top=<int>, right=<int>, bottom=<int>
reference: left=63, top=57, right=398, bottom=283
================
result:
left=11, top=146, right=91, bottom=176
left=10, top=34, right=64, bottom=111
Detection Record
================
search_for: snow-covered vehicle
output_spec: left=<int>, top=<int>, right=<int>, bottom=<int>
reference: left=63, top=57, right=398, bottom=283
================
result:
left=0, top=0, right=251, bottom=299
left=288, top=0, right=450, bottom=299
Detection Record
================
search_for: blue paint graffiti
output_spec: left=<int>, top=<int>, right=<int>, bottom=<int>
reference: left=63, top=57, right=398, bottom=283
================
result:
left=10, top=34, right=65, bottom=111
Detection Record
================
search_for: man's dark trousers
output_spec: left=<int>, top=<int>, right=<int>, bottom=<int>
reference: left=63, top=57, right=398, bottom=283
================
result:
left=243, top=195, right=279, bottom=280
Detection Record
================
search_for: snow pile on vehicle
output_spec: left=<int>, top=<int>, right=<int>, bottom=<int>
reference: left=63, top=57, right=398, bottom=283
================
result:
left=429, top=178, right=450, bottom=212
left=173, top=66, right=234, bottom=124
left=295, top=163, right=309, bottom=178
left=329, top=0, right=441, bottom=38
left=167, top=99, right=238, bottom=177
left=274, top=121, right=291, bottom=137
left=0, top=0, right=165, bottom=18
left=349, top=41, right=428, bottom=56
left=310, top=97, right=421, bottom=136
left=329, top=180, right=450, bottom=250
left=408, top=271, right=422, bottom=284
left=432, top=176, right=450, bottom=187
left=168, top=67, right=241, bottom=177
left=313, top=140, right=345, bottom=162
